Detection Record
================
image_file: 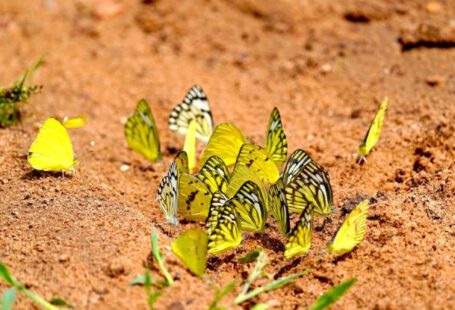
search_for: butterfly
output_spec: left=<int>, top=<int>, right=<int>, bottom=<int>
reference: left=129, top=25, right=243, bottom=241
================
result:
left=282, top=149, right=312, bottom=186
left=268, top=179, right=290, bottom=236
left=157, top=161, right=179, bottom=225
left=235, top=143, right=280, bottom=185
left=62, top=114, right=87, bottom=128
left=171, top=228, right=208, bottom=277
left=207, top=199, right=243, bottom=255
left=183, top=120, right=197, bottom=173
left=197, top=155, right=230, bottom=194
left=206, top=191, right=229, bottom=235
left=125, top=99, right=161, bottom=162
left=285, top=154, right=333, bottom=215
left=358, top=98, right=388, bottom=163
left=284, top=205, right=314, bottom=259
left=28, top=118, right=78, bottom=172
left=178, top=173, right=212, bottom=222
left=327, top=199, right=369, bottom=255
left=230, top=181, right=267, bottom=232
left=200, top=123, right=247, bottom=166
left=265, top=107, right=288, bottom=167
left=168, top=85, right=214, bottom=143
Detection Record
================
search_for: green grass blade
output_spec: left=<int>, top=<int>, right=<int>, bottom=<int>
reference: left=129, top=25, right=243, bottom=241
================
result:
left=238, top=248, right=262, bottom=264
left=151, top=229, right=174, bottom=285
left=0, top=262, right=16, bottom=286
left=307, top=278, right=357, bottom=310
left=235, top=270, right=310, bottom=304
left=250, top=303, right=268, bottom=310
left=208, top=280, right=238, bottom=310
left=22, top=288, right=59, bottom=310
left=238, top=250, right=268, bottom=297
left=2, top=288, right=17, bottom=310
left=49, top=296, right=74, bottom=308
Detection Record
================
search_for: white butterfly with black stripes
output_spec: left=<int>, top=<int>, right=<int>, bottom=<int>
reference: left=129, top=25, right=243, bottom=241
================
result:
left=168, top=85, right=214, bottom=143
left=157, top=161, right=179, bottom=225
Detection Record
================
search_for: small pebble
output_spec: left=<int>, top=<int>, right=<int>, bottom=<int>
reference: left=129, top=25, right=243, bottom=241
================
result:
left=120, top=164, right=130, bottom=172
left=425, top=2, right=442, bottom=14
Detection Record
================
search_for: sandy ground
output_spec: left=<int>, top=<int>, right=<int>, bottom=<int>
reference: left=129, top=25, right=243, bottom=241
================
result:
left=1, top=0, right=454, bottom=309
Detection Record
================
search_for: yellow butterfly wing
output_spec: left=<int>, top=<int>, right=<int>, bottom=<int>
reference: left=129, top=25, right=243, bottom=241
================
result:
left=284, top=206, right=314, bottom=259
left=208, top=200, right=242, bottom=255
left=358, top=98, right=388, bottom=161
left=327, top=199, right=369, bottom=255
left=235, top=143, right=279, bottom=184
left=183, top=120, right=197, bottom=173
left=206, top=191, right=229, bottom=235
left=231, top=181, right=267, bottom=232
left=265, top=107, right=288, bottom=167
left=157, top=161, right=179, bottom=225
left=285, top=159, right=333, bottom=215
left=200, top=123, right=247, bottom=166
left=28, top=118, right=76, bottom=172
left=174, top=151, right=189, bottom=175
left=178, top=174, right=212, bottom=221
left=268, top=179, right=290, bottom=236
left=168, top=85, right=214, bottom=143
left=171, top=228, right=208, bottom=277
left=62, top=114, right=87, bottom=128
left=282, top=149, right=312, bottom=186
left=197, top=155, right=230, bottom=194
left=125, top=99, right=161, bottom=162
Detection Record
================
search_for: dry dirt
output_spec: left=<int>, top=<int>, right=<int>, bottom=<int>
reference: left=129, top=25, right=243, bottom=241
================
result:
left=1, top=0, right=454, bottom=309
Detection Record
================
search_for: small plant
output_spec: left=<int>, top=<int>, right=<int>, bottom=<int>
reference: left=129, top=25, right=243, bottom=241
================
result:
left=0, top=58, right=43, bottom=127
left=0, top=261, right=72, bottom=310
left=307, top=278, right=357, bottom=310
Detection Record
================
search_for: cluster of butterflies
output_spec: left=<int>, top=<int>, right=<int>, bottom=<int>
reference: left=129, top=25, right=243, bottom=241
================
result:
left=121, top=85, right=387, bottom=258
left=26, top=84, right=387, bottom=259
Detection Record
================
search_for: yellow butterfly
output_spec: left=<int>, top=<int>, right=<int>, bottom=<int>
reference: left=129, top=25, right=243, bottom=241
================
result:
left=183, top=120, right=197, bottom=173
left=125, top=99, right=161, bottom=162
left=358, top=98, right=388, bottom=163
left=285, top=153, right=333, bottom=215
left=62, top=114, right=87, bottom=128
left=171, top=228, right=208, bottom=277
left=206, top=191, right=229, bottom=235
left=230, top=181, right=267, bottom=232
left=284, top=205, right=314, bottom=259
left=265, top=107, right=288, bottom=167
left=235, top=143, right=280, bottom=185
left=178, top=173, right=212, bottom=222
left=168, top=85, right=214, bottom=143
left=268, top=179, right=290, bottom=236
left=174, top=151, right=189, bottom=175
left=207, top=199, right=242, bottom=255
left=157, top=161, right=179, bottom=225
left=327, top=199, right=369, bottom=255
left=200, top=123, right=247, bottom=166
left=28, top=118, right=77, bottom=172
left=196, top=155, right=230, bottom=194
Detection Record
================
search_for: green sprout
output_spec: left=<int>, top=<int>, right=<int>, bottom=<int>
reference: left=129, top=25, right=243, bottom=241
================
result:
left=150, top=229, right=174, bottom=286
left=307, top=278, right=357, bottom=310
left=0, top=58, right=44, bottom=127
left=0, top=261, right=71, bottom=310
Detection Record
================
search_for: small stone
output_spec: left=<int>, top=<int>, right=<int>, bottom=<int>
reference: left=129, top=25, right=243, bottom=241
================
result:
left=94, top=0, right=125, bottom=19
left=425, top=2, right=443, bottom=14
left=58, top=254, right=70, bottom=263
left=90, top=141, right=96, bottom=147
left=120, top=164, right=130, bottom=172
left=320, top=63, right=332, bottom=74
left=168, top=301, right=184, bottom=310
left=106, top=256, right=131, bottom=278
left=425, top=75, right=445, bottom=86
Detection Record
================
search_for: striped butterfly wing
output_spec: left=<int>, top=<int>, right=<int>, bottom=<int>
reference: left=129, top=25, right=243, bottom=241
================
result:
left=197, top=155, right=231, bottom=194
left=265, top=107, right=288, bottom=167
left=168, top=85, right=214, bottom=143
left=282, top=149, right=312, bottom=186
left=235, top=143, right=279, bottom=185
left=206, top=191, right=229, bottom=235
left=125, top=99, right=161, bottom=162
left=231, top=181, right=268, bottom=232
left=284, top=205, right=314, bottom=259
left=207, top=199, right=242, bottom=255
left=268, top=179, right=290, bottom=236
left=157, top=161, right=178, bottom=225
